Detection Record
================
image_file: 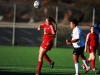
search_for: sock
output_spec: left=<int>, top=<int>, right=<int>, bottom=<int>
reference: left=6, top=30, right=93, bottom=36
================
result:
left=91, top=60, right=95, bottom=69
left=43, top=54, right=52, bottom=64
left=75, top=63, right=79, bottom=74
left=36, top=61, right=43, bottom=74
left=82, top=59, right=88, bottom=68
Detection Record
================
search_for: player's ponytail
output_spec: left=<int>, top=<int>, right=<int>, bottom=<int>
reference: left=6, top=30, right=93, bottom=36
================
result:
left=78, top=13, right=84, bottom=23
left=48, top=17, right=57, bottom=32
left=69, top=13, right=84, bottom=26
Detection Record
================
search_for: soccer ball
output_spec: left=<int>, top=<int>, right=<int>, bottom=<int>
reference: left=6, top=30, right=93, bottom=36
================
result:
left=33, top=0, right=42, bottom=8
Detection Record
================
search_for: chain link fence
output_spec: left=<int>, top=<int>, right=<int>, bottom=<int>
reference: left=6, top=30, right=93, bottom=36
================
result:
left=0, top=3, right=100, bottom=47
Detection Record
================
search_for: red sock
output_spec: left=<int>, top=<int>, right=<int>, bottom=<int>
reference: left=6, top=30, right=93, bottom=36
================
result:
left=91, top=60, right=95, bottom=69
left=36, top=61, right=43, bottom=74
left=43, top=54, right=52, bottom=64
left=87, top=59, right=91, bottom=63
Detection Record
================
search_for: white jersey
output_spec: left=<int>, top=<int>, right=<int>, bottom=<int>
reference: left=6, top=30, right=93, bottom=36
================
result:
left=71, top=26, right=84, bottom=48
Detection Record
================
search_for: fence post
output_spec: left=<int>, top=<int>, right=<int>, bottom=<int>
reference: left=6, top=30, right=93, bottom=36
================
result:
left=92, top=8, right=95, bottom=25
left=12, top=4, right=16, bottom=46
left=54, top=6, right=58, bottom=47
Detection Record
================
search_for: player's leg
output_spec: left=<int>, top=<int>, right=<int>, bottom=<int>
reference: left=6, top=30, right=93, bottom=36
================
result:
left=36, top=47, right=47, bottom=75
left=73, top=54, right=80, bottom=75
left=91, top=52, right=96, bottom=70
left=81, top=52, right=91, bottom=70
left=80, top=54, right=90, bottom=73
left=43, top=54, right=52, bottom=64
left=79, top=46, right=90, bottom=73
left=87, top=56, right=91, bottom=63
left=43, top=54, right=54, bottom=68
left=79, top=46, right=89, bottom=68
left=43, top=41, right=54, bottom=68
left=81, top=46, right=91, bottom=70
left=73, top=48, right=81, bottom=75
left=90, top=46, right=97, bottom=71
left=87, top=49, right=91, bottom=63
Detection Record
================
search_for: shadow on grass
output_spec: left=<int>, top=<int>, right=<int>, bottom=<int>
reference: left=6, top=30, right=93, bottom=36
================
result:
left=0, top=71, right=75, bottom=75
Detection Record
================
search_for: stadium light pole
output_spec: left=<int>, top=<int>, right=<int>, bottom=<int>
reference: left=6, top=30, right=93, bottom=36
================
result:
left=54, top=6, right=58, bottom=48
left=92, top=8, right=95, bottom=26
left=12, top=4, right=16, bottom=46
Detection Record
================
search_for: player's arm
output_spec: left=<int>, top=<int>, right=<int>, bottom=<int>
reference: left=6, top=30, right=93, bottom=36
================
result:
left=37, top=25, right=41, bottom=30
left=84, top=39, right=88, bottom=52
left=66, top=39, right=79, bottom=45
left=47, top=25, right=56, bottom=38
left=66, top=30, right=79, bottom=45
left=37, top=24, right=45, bottom=30
left=70, top=39, right=79, bottom=43
left=67, top=29, right=80, bottom=44
left=85, top=33, right=90, bottom=52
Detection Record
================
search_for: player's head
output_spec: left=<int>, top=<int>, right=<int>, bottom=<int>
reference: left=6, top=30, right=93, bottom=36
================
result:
left=69, top=19, right=78, bottom=29
left=69, top=19, right=78, bottom=26
left=69, top=14, right=84, bottom=29
left=45, top=17, right=56, bottom=24
left=46, top=17, right=57, bottom=27
left=90, top=26, right=95, bottom=33
left=45, top=17, right=57, bottom=31
left=45, top=17, right=52, bottom=24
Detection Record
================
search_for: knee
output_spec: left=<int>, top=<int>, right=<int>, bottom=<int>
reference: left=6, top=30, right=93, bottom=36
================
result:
left=38, top=56, right=43, bottom=61
left=80, top=55, right=86, bottom=60
left=73, top=59, right=79, bottom=63
left=91, top=56, right=95, bottom=60
left=38, top=54, right=43, bottom=61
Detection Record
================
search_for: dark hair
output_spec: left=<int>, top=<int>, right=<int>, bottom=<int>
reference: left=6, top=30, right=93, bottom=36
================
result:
left=90, top=26, right=94, bottom=29
left=47, top=17, right=56, bottom=24
left=69, top=19, right=78, bottom=26
left=69, top=14, right=84, bottom=26
left=47, top=17, right=57, bottom=31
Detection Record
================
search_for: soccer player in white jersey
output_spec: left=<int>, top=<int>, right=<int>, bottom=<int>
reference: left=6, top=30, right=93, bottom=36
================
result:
left=66, top=19, right=90, bottom=75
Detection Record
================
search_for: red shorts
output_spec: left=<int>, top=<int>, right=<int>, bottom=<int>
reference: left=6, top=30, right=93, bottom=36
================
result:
left=88, top=46, right=96, bottom=53
left=41, top=41, right=53, bottom=50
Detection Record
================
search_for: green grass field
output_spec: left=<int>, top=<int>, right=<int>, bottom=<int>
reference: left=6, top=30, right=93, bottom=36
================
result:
left=0, top=45, right=100, bottom=75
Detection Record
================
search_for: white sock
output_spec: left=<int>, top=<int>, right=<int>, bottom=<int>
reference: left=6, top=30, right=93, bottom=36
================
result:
left=75, top=63, right=79, bottom=74
left=82, top=59, right=88, bottom=68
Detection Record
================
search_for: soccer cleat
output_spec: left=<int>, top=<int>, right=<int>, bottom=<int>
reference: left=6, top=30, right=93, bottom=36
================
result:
left=35, top=73, right=40, bottom=75
left=50, top=61, right=55, bottom=68
left=75, top=73, right=81, bottom=75
left=92, top=68, right=97, bottom=71
left=85, top=66, right=90, bottom=73
left=82, top=64, right=86, bottom=70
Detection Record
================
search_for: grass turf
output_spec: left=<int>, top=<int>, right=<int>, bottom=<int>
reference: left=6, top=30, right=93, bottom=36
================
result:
left=0, top=45, right=100, bottom=75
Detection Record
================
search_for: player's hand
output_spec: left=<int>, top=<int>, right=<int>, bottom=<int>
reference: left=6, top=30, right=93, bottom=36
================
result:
left=38, top=27, right=40, bottom=30
left=66, top=39, right=71, bottom=45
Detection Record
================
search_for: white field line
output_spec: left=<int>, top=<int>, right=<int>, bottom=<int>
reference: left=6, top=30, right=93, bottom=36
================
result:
left=0, top=66, right=84, bottom=71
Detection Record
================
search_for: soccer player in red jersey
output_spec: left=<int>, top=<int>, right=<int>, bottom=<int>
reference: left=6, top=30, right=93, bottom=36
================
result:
left=35, top=17, right=57, bottom=75
left=84, top=26, right=99, bottom=71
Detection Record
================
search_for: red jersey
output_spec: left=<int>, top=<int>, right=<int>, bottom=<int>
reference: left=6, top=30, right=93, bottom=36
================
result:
left=86, top=32, right=98, bottom=47
left=40, top=23, right=56, bottom=42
